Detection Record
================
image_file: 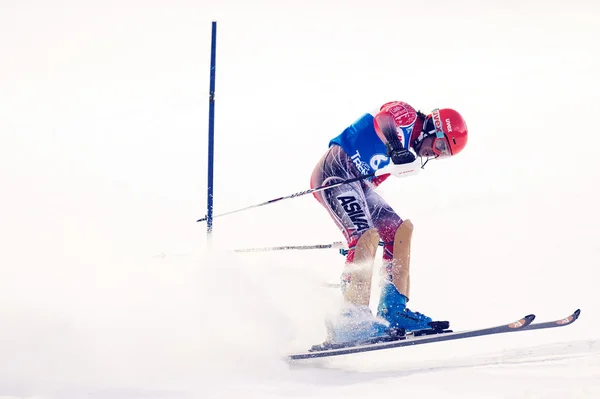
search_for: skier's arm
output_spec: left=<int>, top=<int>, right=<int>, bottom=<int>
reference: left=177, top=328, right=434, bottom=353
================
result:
left=375, top=111, right=416, bottom=165
left=373, top=101, right=418, bottom=165
left=373, top=103, right=420, bottom=179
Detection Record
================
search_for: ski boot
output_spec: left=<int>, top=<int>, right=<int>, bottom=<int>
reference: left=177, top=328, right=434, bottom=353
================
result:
left=317, top=304, right=403, bottom=350
left=377, top=283, right=449, bottom=335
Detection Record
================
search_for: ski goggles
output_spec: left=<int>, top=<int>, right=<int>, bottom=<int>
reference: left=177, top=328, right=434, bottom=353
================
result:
left=429, top=109, right=452, bottom=159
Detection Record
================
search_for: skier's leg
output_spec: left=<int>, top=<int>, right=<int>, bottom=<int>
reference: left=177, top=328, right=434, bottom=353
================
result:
left=362, top=189, right=442, bottom=332
left=310, top=145, right=379, bottom=306
left=357, top=187, right=406, bottom=296
left=310, top=147, right=388, bottom=343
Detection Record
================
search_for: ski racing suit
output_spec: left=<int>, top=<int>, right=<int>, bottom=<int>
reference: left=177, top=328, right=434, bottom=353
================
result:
left=310, top=101, right=424, bottom=299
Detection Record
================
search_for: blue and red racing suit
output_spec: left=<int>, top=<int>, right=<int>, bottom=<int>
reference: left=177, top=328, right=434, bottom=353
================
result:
left=310, top=101, right=424, bottom=268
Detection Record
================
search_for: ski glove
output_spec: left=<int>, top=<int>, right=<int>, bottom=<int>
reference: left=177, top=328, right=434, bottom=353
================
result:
left=387, top=146, right=416, bottom=165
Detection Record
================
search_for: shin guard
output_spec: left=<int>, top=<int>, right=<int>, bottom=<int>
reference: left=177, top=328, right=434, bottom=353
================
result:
left=342, top=228, right=381, bottom=307
left=388, top=219, right=413, bottom=299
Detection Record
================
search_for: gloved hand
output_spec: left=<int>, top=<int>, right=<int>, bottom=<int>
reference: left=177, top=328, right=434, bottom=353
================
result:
left=388, top=148, right=416, bottom=165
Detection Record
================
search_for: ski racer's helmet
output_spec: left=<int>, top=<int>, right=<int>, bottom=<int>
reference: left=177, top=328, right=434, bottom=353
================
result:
left=415, top=108, right=468, bottom=159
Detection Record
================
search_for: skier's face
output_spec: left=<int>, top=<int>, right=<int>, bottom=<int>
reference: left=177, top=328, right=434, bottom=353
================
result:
left=417, top=135, right=437, bottom=158
left=417, top=134, right=452, bottom=159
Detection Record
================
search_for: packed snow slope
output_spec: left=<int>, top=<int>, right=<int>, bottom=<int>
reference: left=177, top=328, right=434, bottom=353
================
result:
left=1, top=1, right=600, bottom=398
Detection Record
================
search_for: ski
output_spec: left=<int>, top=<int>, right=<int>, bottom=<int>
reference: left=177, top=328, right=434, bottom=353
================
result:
left=287, top=309, right=581, bottom=361
left=522, top=308, right=580, bottom=331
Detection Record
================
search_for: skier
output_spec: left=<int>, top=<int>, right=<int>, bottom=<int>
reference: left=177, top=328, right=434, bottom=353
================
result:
left=310, top=100, right=468, bottom=345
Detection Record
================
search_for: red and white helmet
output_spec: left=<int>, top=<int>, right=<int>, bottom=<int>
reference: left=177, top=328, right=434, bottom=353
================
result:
left=417, top=108, right=468, bottom=158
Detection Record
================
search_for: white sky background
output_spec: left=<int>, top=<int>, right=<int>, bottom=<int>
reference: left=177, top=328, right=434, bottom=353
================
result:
left=1, top=0, right=600, bottom=398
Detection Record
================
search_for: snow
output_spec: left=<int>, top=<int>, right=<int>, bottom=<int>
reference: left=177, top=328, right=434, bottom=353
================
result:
left=1, top=0, right=600, bottom=398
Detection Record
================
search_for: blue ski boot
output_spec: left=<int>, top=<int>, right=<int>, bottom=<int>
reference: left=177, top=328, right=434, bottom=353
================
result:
left=325, top=304, right=394, bottom=347
left=377, top=283, right=443, bottom=333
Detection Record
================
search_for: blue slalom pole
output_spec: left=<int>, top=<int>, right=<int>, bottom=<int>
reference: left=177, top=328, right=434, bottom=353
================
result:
left=207, top=21, right=217, bottom=237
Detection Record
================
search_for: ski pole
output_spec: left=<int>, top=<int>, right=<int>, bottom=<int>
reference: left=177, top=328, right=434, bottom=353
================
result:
left=234, top=240, right=385, bottom=255
left=233, top=241, right=346, bottom=253
left=196, top=169, right=389, bottom=223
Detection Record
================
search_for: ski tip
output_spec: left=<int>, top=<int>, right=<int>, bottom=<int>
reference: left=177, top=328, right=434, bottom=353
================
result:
left=568, top=308, right=581, bottom=321
left=509, top=314, right=535, bottom=329
left=554, top=309, right=581, bottom=326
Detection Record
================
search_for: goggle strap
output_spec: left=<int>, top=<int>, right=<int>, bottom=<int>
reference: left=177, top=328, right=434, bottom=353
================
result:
left=431, top=108, right=446, bottom=139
